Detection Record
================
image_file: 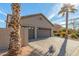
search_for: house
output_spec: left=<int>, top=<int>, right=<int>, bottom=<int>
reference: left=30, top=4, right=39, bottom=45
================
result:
left=53, top=24, right=62, bottom=33
left=0, top=13, right=53, bottom=48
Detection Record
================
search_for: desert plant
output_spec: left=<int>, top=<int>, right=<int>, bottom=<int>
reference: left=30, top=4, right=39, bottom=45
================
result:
left=54, top=33, right=60, bottom=36
left=60, top=32, right=66, bottom=37
left=75, top=32, right=79, bottom=37
left=70, top=32, right=78, bottom=39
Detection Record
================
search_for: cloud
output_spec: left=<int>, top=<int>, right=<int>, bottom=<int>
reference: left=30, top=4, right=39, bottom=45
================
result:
left=48, top=12, right=58, bottom=19
left=0, top=19, right=5, bottom=23
left=0, top=10, right=7, bottom=16
left=0, top=10, right=6, bottom=23
left=48, top=4, right=63, bottom=19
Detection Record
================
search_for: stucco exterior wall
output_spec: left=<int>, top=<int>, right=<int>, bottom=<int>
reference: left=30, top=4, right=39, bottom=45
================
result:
left=21, top=15, right=53, bottom=28
left=0, top=28, right=28, bottom=48
left=0, top=28, right=9, bottom=49
left=21, top=27, right=28, bottom=46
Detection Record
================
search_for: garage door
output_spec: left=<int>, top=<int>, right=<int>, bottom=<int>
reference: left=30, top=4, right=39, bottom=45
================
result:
left=37, top=28, right=51, bottom=38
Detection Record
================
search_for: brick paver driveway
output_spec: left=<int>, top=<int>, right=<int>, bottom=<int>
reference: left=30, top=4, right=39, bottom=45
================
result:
left=29, top=37, right=79, bottom=56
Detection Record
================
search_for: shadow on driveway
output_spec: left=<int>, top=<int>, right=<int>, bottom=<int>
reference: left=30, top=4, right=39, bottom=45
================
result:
left=58, top=37, right=68, bottom=56
left=29, top=37, right=50, bottom=42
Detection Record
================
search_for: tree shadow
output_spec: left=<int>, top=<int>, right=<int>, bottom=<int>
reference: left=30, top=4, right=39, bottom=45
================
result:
left=29, top=49, right=44, bottom=56
left=0, top=48, right=8, bottom=56
left=29, top=45, right=55, bottom=56
left=44, top=45, right=55, bottom=56
left=58, top=37, right=68, bottom=56
left=29, top=37, right=49, bottom=42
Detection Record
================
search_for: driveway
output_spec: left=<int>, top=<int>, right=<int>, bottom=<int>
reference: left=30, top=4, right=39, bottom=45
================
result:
left=29, top=37, right=79, bottom=56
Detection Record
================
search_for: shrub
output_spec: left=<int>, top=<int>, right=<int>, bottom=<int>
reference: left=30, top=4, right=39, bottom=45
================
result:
left=70, top=33, right=78, bottom=39
left=60, top=32, right=66, bottom=37
left=54, top=33, right=60, bottom=36
left=76, top=31, right=79, bottom=37
left=68, top=29, right=73, bottom=34
left=53, top=28, right=79, bottom=39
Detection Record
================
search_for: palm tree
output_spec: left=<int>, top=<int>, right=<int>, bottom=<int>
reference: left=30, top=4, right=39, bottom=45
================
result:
left=58, top=4, right=77, bottom=39
left=8, top=3, right=21, bottom=56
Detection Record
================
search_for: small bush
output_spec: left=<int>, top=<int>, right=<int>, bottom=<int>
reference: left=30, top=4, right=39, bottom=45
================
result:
left=70, top=33, right=78, bottom=39
left=53, top=28, right=79, bottom=40
left=60, top=32, right=66, bottom=37
left=54, top=33, right=60, bottom=36
left=76, top=31, right=79, bottom=37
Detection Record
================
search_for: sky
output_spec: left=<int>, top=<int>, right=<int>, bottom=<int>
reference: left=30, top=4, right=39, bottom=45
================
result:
left=0, top=3, right=79, bottom=29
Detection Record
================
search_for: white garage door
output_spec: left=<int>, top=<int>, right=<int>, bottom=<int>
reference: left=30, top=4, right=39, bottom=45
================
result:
left=37, top=28, right=51, bottom=38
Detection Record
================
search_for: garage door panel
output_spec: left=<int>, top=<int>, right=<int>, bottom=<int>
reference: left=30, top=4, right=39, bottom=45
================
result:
left=37, top=28, right=51, bottom=38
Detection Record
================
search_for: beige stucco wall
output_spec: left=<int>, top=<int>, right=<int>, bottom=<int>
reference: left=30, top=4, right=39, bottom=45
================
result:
left=0, top=28, right=9, bottom=49
left=0, top=27, right=28, bottom=48
left=21, top=27, right=28, bottom=46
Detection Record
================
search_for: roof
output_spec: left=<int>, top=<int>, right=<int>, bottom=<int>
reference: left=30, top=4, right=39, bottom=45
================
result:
left=21, top=13, right=54, bottom=27
left=6, top=13, right=54, bottom=27
left=53, top=24, right=62, bottom=31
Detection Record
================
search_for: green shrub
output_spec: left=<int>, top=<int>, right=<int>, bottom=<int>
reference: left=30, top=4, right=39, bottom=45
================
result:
left=54, top=33, right=60, bottom=36
left=53, top=28, right=79, bottom=39
left=60, top=28, right=66, bottom=32
left=68, top=29, right=73, bottom=34
left=70, top=33, right=78, bottom=39
left=53, top=31, right=57, bottom=33
left=60, top=32, right=66, bottom=37
left=76, top=31, right=79, bottom=37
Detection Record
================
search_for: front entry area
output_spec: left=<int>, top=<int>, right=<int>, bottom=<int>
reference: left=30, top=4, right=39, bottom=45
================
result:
left=28, top=27, right=35, bottom=39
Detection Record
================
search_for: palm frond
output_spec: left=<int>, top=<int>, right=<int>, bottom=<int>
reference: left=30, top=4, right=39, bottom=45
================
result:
left=69, top=8, right=77, bottom=13
left=58, top=4, right=77, bottom=16
left=58, top=8, right=65, bottom=16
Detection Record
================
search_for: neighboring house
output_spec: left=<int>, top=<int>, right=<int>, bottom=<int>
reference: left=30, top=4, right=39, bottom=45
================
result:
left=0, top=13, right=53, bottom=48
left=53, top=24, right=62, bottom=32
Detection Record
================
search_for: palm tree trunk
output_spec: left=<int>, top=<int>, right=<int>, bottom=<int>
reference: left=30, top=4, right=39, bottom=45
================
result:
left=65, top=11, right=68, bottom=39
left=8, top=3, right=21, bottom=56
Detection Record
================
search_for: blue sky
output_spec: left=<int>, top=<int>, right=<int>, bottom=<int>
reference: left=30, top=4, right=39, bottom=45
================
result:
left=0, top=3, right=79, bottom=29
